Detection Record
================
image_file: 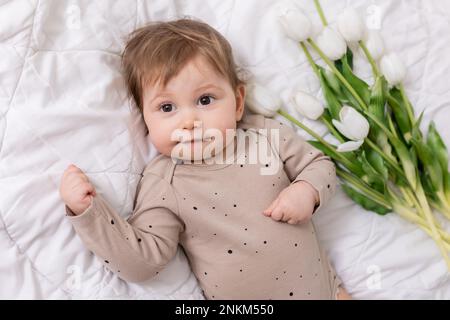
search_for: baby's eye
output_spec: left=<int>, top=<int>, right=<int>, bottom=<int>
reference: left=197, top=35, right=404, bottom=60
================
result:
left=160, top=103, right=176, bottom=113
left=198, top=95, right=215, bottom=106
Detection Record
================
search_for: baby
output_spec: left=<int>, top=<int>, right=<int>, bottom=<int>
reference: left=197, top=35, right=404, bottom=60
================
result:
left=59, top=18, right=350, bottom=300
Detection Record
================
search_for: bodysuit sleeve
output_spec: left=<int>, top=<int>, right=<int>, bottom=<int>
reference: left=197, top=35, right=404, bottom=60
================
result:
left=263, top=116, right=338, bottom=214
left=65, top=172, right=184, bottom=282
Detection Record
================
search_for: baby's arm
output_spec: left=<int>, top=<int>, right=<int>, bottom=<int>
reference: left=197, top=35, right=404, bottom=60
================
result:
left=262, top=118, right=337, bottom=223
left=60, top=165, right=184, bottom=282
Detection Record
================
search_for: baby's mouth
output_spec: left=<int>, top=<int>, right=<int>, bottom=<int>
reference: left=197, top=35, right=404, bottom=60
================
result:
left=202, top=136, right=215, bottom=142
left=180, top=136, right=215, bottom=143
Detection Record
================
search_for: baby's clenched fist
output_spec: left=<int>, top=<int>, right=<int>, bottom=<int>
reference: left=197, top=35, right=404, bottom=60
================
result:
left=262, top=181, right=319, bottom=225
left=59, top=164, right=96, bottom=216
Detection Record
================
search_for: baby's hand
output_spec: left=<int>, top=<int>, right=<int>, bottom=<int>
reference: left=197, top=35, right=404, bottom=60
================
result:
left=262, top=181, right=319, bottom=224
left=59, top=164, right=96, bottom=216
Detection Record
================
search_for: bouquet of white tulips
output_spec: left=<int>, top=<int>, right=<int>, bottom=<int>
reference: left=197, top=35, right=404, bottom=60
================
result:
left=247, top=0, right=450, bottom=269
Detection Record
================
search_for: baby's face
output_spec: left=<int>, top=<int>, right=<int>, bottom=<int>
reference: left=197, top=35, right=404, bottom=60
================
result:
left=142, top=54, right=245, bottom=161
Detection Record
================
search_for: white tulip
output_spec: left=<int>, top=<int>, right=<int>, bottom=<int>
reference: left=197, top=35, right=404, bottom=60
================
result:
left=278, top=7, right=312, bottom=42
left=336, top=140, right=364, bottom=152
left=293, top=91, right=324, bottom=120
left=364, top=31, right=385, bottom=61
left=332, top=106, right=370, bottom=141
left=245, top=83, right=281, bottom=118
left=380, top=53, right=406, bottom=86
left=338, top=7, right=365, bottom=42
left=315, top=26, right=347, bottom=61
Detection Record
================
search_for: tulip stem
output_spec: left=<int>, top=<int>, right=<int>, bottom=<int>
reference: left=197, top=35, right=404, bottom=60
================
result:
left=402, top=186, right=425, bottom=219
left=364, top=113, right=420, bottom=190
left=392, top=186, right=450, bottom=253
left=386, top=111, right=400, bottom=139
left=278, top=110, right=322, bottom=141
left=416, top=183, right=450, bottom=269
left=399, top=83, right=416, bottom=128
left=431, top=198, right=450, bottom=220
left=340, top=174, right=450, bottom=250
left=418, top=226, right=450, bottom=251
left=313, top=0, right=328, bottom=26
left=364, top=138, right=404, bottom=176
left=436, top=191, right=450, bottom=220
left=359, top=40, right=380, bottom=78
left=299, top=42, right=320, bottom=78
left=307, top=39, right=369, bottom=111
left=404, top=187, right=448, bottom=238
left=278, top=110, right=357, bottom=171
left=399, top=186, right=416, bottom=208
left=363, top=110, right=395, bottom=141
left=320, top=116, right=346, bottom=143
left=390, top=185, right=450, bottom=244
left=336, top=167, right=392, bottom=208
left=392, top=201, right=450, bottom=248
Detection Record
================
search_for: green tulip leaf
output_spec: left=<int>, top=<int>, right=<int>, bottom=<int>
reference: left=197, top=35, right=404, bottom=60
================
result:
left=410, top=135, right=443, bottom=192
left=373, top=131, right=394, bottom=160
left=387, top=88, right=412, bottom=139
left=321, top=67, right=342, bottom=96
left=368, top=76, right=387, bottom=122
left=427, top=121, right=449, bottom=173
left=366, top=148, right=389, bottom=181
left=307, top=140, right=364, bottom=176
left=335, top=48, right=354, bottom=73
left=318, top=68, right=342, bottom=119
left=420, top=170, right=438, bottom=201
left=340, top=85, right=364, bottom=111
left=390, top=136, right=418, bottom=189
left=338, top=51, right=371, bottom=107
left=358, top=150, right=386, bottom=193
left=445, top=171, right=450, bottom=199
left=341, top=184, right=391, bottom=215
left=409, top=145, right=418, bottom=169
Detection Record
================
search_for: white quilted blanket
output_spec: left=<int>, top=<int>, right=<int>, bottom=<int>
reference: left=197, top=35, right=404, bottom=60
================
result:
left=1, top=0, right=449, bottom=299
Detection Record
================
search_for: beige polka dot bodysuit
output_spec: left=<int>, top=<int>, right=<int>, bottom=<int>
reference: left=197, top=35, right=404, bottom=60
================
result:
left=66, top=114, right=342, bottom=299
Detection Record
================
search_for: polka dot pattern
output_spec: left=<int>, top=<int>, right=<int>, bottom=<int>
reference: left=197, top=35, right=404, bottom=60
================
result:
left=89, top=116, right=340, bottom=300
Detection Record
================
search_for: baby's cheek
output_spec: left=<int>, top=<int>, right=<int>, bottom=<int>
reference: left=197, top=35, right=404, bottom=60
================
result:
left=148, top=131, right=173, bottom=156
left=158, top=143, right=176, bottom=158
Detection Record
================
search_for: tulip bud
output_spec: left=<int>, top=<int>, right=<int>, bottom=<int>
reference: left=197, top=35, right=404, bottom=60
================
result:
left=336, top=140, right=364, bottom=152
left=315, top=26, right=347, bottom=61
left=380, top=53, right=406, bottom=86
left=245, top=83, right=281, bottom=118
left=364, top=31, right=385, bottom=61
left=337, top=7, right=365, bottom=42
left=332, top=106, right=370, bottom=141
left=278, top=7, right=312, bottom=42
left=292, top=91, right=324, bottom=120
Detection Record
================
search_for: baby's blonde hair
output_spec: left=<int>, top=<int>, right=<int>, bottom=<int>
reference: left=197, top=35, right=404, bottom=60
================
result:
left=122, top=18, right=245, bottom=114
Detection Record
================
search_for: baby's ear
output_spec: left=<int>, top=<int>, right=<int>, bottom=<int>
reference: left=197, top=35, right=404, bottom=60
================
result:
left=235, top=84, right=246, bottom=121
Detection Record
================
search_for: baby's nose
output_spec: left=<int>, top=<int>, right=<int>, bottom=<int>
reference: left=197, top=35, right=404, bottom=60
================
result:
left=182, top=119, right=194, bottom=130
left=182, top=119, right=203, bottom=130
